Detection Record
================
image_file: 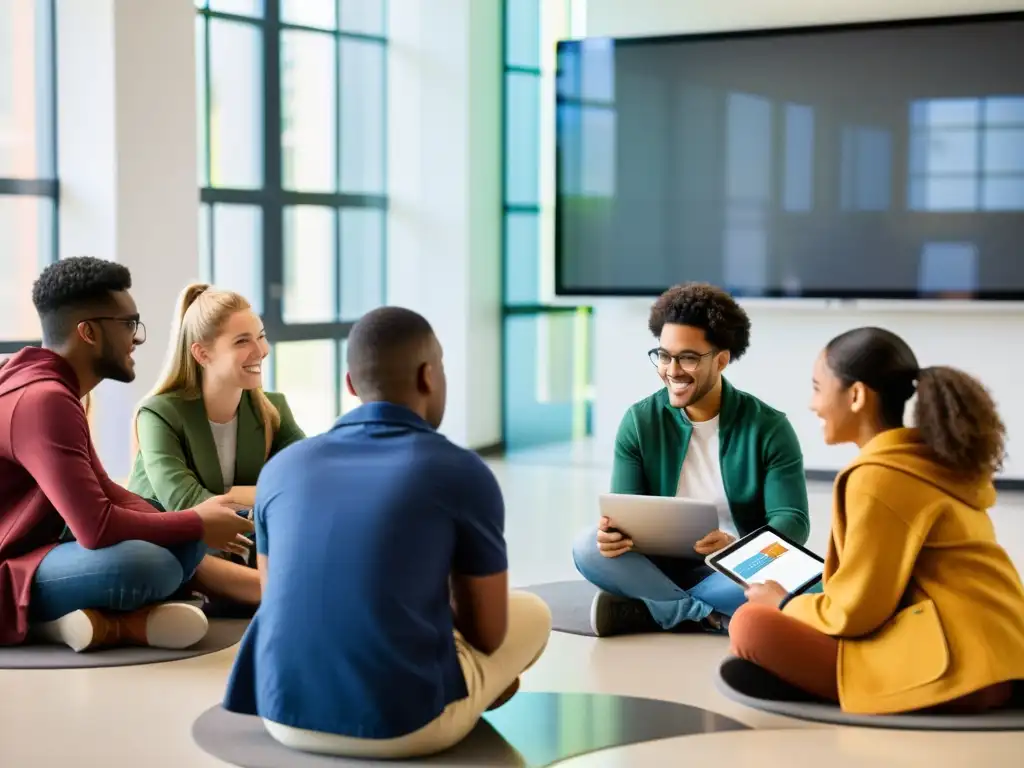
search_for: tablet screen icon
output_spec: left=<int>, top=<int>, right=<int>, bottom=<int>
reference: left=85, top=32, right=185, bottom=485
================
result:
left=734, top=542, right=789, bottom=580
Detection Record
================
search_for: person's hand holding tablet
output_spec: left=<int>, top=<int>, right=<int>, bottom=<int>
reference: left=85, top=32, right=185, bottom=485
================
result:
left=705, top=525, right=824, bottom=601
left=744, top=580, right=789, bottom=607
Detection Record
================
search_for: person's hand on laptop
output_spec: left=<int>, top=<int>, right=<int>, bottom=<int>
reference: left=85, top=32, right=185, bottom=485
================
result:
left=596, top=516, right=633, bottom=558
left=694, top=529, right=735, bottom=556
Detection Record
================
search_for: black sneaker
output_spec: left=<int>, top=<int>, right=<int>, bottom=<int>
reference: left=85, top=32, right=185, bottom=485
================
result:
left=202, top=597, right=258, bottom=620
left=699, top=611, right=730, bottom=635
left=166, top=586, right=207, bottom=610
left=589, top=591, right=661, bottom=637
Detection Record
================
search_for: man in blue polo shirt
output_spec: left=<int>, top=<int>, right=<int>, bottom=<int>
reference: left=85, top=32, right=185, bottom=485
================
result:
left=222, top=306, right=551, bottom=759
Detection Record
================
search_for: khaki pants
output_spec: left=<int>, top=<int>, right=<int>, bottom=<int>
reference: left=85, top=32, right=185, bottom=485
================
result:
left=263, top=591, right=553, bottom=759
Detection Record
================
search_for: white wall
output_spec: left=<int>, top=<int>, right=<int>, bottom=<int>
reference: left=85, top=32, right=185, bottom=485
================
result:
left=586, top=0, right=1024, bottom=478
left=387, top=0, right=503, bottom=450
left=58, top=0, right=201, bottom=479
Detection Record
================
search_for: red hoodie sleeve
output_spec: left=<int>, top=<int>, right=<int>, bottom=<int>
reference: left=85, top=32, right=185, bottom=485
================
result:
left=11, top=386, right=204, bottom=549
left=96, top=465, right=165, bottom=514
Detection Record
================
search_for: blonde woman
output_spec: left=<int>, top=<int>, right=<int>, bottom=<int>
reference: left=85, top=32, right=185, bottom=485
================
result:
left=128, top=284, right=305, bottom=612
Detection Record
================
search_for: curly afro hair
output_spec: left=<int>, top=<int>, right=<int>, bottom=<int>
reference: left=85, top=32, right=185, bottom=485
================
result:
left=32, top=256, right=133, bottom=344
left=648, top=282, right=751, bottom=361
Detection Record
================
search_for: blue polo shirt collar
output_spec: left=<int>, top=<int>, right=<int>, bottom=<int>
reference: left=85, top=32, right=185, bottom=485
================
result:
left=335, top=401, right=436, bottom=433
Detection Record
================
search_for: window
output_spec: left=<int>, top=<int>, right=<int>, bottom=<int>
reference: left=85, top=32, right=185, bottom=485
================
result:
left=502, top=0, right=593, bottom=451
left=909, top=97, right=1024, bottom=212
left=196, top=0, right=387, bottom=435
left=722, top=92, right=771, bottom=295
left=555, top=37, right=617, bottom=201
left=782, top=103, right=814, bottom=213
left=0, top=0, right=57, bottom=354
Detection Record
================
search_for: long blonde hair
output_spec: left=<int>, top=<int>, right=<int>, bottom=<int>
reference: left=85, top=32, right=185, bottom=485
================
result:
left=133, top=283, right=280, bottom=457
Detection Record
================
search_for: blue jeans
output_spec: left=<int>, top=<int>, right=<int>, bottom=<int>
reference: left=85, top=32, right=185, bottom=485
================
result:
left=30, top=539, right=207, bottom=623
left=572, top=526, right=747, bottom=628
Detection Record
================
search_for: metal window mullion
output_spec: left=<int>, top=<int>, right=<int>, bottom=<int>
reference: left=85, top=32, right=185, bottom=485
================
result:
left=977, top=114, right=986, bottom=209
left=278, top=24, right=384, bottom=44
left=47, top=0, right=59, bottom=263
left=204, top=12, right=213, bottom=188
left=263, top=0, right=284, bottom=331
left=379, top=2, right=389, bottom=315
left=201, top=11, right=216, bottom=283
left=334, top=7, right=343, bottom=324
left=0, top=178, right=58, bottom=195
left=333, top=0, right=345, bottom=418
left=202, top=9, right=265, bottom=26
left=265, top=321, right=355, bottom=342
left=204, top=201, right=215, bottom=282
left=0, top=341, right=42, bottom=355
left=499, top=0, right=510, bottom=447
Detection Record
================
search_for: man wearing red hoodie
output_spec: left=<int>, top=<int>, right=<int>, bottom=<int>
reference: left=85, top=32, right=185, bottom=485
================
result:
left=0, top=256, right=253, bottom=652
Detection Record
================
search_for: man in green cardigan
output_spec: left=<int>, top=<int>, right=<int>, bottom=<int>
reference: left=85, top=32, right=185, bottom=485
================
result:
left=572, top=283, right=810, bottom=636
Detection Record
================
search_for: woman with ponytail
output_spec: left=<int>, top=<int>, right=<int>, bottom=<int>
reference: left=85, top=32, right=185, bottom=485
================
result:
left=127, top=284, right=305, bottom=612
left=728, top=326, right=1024, bottom=715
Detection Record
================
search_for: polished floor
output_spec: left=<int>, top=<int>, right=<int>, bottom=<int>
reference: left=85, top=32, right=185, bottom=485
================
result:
left=1, top=443, right=1023, bottom=767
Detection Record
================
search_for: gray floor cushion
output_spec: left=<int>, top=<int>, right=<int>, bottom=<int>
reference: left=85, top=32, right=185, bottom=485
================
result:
left=0, top=619, right=248, bottom=669
left=519, top=580, right=600, bottom=636
left=192, top=691, right=750, bottom=766
left=716, top=656, right=1024, bottom=731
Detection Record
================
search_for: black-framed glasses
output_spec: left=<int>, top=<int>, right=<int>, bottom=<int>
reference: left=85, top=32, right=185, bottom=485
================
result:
left=83, top=317, right=147, bottom=344
left=648, top=348, right=714, bottom=372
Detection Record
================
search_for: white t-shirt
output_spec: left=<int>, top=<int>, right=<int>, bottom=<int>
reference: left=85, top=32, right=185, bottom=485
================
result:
left=674, top=414, right=738, bottom=538
left=209, top=416, right=238, bottom=489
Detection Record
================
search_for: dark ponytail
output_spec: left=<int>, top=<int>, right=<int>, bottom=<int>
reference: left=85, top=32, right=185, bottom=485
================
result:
left=914, top=366, right=1005, bottom=478
left=825, top=327, right=1005, bottom=479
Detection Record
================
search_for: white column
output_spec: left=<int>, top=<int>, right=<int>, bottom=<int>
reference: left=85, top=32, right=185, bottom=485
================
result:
left=57, top=0, right=200, bottom=478
left=386, top=0, right=502, bottom=450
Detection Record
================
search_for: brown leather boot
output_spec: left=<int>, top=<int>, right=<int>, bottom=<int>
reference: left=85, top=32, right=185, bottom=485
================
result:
left=36, top=603, right=209, bottom=652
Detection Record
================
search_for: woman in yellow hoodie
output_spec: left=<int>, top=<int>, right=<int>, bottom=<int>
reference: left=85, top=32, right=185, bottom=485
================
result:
left=729, top=326, right=1024, bottom=715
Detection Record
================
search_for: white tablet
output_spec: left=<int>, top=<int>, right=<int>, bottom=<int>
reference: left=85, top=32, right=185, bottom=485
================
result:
left=706, top=525, right=824, bottom=595
left=598, top=493, right=719, bottom=559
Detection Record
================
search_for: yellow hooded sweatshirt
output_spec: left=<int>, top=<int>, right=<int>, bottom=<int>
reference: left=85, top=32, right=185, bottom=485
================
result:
left=783, top=427, right=1024, bottom=714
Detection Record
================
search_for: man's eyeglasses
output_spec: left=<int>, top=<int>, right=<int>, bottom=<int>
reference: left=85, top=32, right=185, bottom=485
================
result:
left=648, top=348, right=714, bottom=373
left=83, top=317, right=147, bottom=344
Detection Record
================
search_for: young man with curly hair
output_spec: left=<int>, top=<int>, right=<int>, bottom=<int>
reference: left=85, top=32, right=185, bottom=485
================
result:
left=573, top=282, right=810, bottom=636
left=0, top=256, right=251, bottom=651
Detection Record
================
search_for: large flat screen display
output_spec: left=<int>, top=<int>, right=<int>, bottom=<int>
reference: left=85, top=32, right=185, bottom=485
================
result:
left=555, top=12, right=1024, bottom=299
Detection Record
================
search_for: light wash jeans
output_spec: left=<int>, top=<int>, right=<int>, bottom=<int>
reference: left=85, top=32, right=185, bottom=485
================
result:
left=30, top=539, right=207, bottom=623
left=572, top=526, right=747, bottom=628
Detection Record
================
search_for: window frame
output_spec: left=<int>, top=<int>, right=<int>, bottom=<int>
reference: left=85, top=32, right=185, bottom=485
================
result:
left=196, top=0, right=387, bottom=416
left=908, top=96, right=1024, bottom=212
left=0, top=0, right=59, bottom=355
left=501, top=0, right=593, bottom=450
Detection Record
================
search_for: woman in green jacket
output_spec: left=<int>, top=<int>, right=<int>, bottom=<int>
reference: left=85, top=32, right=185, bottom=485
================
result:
left=128, top=284, right=305, bottom=612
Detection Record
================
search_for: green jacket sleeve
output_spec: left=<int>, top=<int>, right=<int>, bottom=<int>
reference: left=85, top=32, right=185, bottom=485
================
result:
left=610, top=408, right=648, bottom=495
left=762, top=417, right=811, bottom=544
left=270, top=394, right=306, bottom=455
left=135, top=407, right=215, bottom=511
